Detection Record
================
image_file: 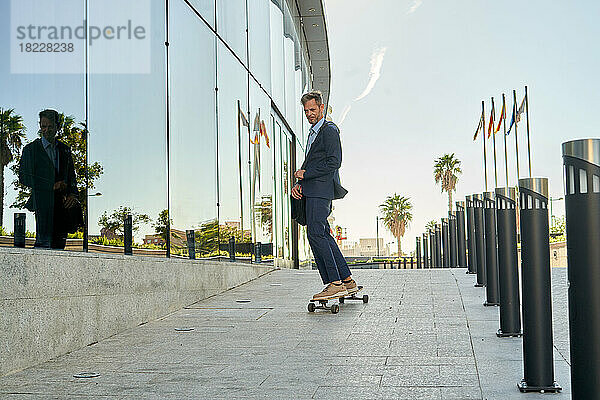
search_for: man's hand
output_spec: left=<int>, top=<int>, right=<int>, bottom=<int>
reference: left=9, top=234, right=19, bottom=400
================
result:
left=64, top=194, right=78, bottom=209
left=294, top=169, right=305, bottom=180
left=291, top=184, right=303, bottom=199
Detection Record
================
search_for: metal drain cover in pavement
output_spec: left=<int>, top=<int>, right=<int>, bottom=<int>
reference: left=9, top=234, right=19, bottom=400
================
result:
left=174, top=327, right=195, bottom=332
left=73, top=372, right=100, bottom=379
left=236, top=299, right=251, bottom=303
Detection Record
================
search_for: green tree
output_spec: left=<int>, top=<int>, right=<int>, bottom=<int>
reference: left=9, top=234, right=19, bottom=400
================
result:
left=98, top=206, right=151, bottom=236
left=195, top=219, right=219, bottom=256
left=434, top=153, right=462, bottom=213
left=379, top=194, right=413, bottom=257
left=153, top=209, right=171, bottom=242
left=425, top=220, right=437, bottom=232
left=10, top=113, right=104, bottom=216
left=0, top=108, right=26, bottom=227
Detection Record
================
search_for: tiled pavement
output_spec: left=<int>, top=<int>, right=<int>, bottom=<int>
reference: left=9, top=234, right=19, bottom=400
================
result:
left=0, top=267, right=571, bottom=399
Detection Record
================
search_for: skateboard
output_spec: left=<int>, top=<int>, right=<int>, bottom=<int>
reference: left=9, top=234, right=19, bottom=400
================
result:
left=307, top=286, right=368, bottom=314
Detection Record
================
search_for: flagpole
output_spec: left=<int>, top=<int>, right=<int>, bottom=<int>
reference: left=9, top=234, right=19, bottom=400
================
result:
left=513, top=90, right=520, bottom=182
left=491, top=97, right=497, bottom=188
left=237, top=100, right=244, bottom=233
left=525, top=85, right=532, bottom=177
left=482, top=101, right=488, bottom=191
left=502, top=93, right=509, bottom=188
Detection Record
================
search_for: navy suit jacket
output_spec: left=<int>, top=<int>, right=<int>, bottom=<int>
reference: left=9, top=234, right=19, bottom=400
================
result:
left=300, top=120, right=348, bottom=200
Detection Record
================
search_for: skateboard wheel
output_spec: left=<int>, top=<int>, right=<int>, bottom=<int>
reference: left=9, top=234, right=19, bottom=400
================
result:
left=339, top=297, right=345, bottom=304
left=363, top=295, right=369, bottom=303
left=331, top=304, right=340, bottom=314
left=308, top=303, right=316, bottom=312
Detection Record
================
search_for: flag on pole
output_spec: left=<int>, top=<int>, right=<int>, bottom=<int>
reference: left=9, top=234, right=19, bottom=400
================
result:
left=473, top=114, right=483, bottom=141
left=494, top=100, right=505, bottom=133
left=238, top=105, right=249, bottom=127
left=507, top=94, right=526, bottom=134
left=487, top=108, right=494, bottom=138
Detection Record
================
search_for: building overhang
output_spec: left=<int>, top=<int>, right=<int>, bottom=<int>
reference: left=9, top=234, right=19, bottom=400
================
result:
left=289, top=0, right=331, bottom=106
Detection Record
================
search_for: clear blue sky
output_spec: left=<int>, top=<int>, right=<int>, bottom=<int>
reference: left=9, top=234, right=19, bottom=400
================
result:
left=324, top=0, right=600, bottom=252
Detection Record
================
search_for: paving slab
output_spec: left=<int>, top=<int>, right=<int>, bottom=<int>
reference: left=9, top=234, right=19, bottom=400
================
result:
left=0, top=267, right=572, bottom=399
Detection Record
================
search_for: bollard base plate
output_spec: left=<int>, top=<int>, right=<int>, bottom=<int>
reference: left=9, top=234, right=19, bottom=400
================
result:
left=496, top=329, right=522, bottom=338
left=517, top=380, right=561, bottom=393
left=483, top=301, right=500, bottom=307
left=474, top=283, right=485, bottom=287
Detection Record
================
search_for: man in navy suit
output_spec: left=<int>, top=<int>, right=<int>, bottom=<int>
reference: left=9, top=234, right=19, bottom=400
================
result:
left=292, top=91, right=358, bottom=301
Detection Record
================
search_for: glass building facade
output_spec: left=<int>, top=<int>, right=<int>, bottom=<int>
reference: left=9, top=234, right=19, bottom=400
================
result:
left=0, top=0, right=330, bottom=267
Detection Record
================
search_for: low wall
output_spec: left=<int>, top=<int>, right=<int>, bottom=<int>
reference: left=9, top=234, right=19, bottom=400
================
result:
left=517, top=240, right=567, bottom=268
left=0, top=248, right=275, bottom=376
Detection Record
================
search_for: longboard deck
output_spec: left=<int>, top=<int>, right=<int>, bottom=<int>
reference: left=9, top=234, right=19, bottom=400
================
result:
left=308, top=286, right=368, bottom=314
left=309, top=286, right=363, bottom=303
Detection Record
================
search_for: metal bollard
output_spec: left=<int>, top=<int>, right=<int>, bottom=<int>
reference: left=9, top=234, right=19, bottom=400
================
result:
left=483, top=192, right=500, bottom=306
left=466, top=196, right=478, bottom=274
left=563, top=139, right=600, bottom=398
left=473, top=194, right=486, bottom=287
left=495, top=187, right=522, bottom=337
left=423, top=234, right=429, bottom=268
left=517, top=177, right=561, bottom=393
left=416, top=237, right=422, bottom=269
left=124, top=214, right=132, bottom=255
left=186, top=230, right=196, bottom=259
left=442, top=218, right=449, bottom=268
left=254, top=242, right=262, bottom=263
left=435, top=225, right=442, bottom=268
left=13, top=213, right=26, bottom=248
left=228, top=237, right=236, bottom=261
left=403, top=258, right=407, bottom=269
left=449, top=212, right=458, bottom=268
left=456, top=201, right=468, bottom=268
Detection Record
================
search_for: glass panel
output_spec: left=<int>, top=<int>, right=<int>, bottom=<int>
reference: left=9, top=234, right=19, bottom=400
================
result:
left=169, top=0, right=217, bottom=258
left=569, top=165, right=575, bottom=194
left=273, top=119, right=283, bottom=258
left=1, top=1, right=85, bottom=250
left=564, top=165, right=568, bottom=195
left=249, top=80, right=273, bottom=260
left=594, top=175, right=600, bottom=193
left=580, top=169, right=588, bottom=194
left=269, top=1, right=284, bottom=108
left=528, top=195, right=532, bottom=209
left=535, top=198, right=540, bottom=209
left=248, top=0, right=271, bottom=93
left=216, top=0, right=247, bottom=64
left=217, top=43, right=250, bottom=260
left=188, top=0, right=215, bottom=28
left=87, top=1, right=167, bottom=256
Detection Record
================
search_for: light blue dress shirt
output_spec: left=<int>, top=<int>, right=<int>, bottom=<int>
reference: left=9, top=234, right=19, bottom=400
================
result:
left=41, top=136, right=58, bottom=170
left=305, top=116, right=325, bottom=156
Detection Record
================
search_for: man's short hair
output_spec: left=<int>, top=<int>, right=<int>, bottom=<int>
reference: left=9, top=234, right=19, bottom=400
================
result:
left=300, top=90, right=323, bottom=106
left=39, top=109, right=60, bottom=128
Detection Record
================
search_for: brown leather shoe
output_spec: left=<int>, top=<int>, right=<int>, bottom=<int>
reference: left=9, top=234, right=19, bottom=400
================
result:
left=313, top=283, right=348, bottom=301
left=342, top=278, right=359, bottom=294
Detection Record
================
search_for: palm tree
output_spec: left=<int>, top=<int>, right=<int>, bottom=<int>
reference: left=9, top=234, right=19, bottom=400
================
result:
left=434, top=153, right=462, bottom=213
left=0, top=108, right=26, bottom=227
left=379, top=194, right=413, bottom=257
left=425, top=220, right=437, bottom=232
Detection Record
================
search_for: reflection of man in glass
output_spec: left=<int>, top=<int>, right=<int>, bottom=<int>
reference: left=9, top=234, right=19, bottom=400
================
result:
left=19, top=109, right=78, bottom=249
left=292, top=91, right=355, bottom=301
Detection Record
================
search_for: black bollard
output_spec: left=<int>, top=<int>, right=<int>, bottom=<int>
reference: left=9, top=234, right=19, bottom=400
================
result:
left=429, top=230, right=436, bottom=268
left=495, top=187, right=522, bottom=337
left=254, top=242, right=262, bottom=263
left=483, top=191, right=500, bottom=306
left=517, top=177, right=561, bottom=393
left=423, top=234, right=429, bottom=268
left=435, top=225, right=442, bottom=268
left=442, top=218, right=449, bottom=268
left=124, top=214, right=132, bottom=255
left=13, top=213, right=26, bottom=248
left=563, top=139, right=600, bottom=398
left=228, top=237, right=236, bottom=261
left=466, top=196, right=478, bottom=274
left=456, top=201, right=467, bottom=268
left=403, top=258, right=407, bottom=269
left=473, top=194, right=486, bottom=287
left=416, top=237, right=422, bottom=269
left=449, top=213, right=458, bottom=268
left=186, top=230, right=196, bottom=259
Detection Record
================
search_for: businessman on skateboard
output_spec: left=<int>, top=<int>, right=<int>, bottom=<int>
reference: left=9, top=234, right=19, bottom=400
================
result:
left=291, top=90, right=358, bottom=301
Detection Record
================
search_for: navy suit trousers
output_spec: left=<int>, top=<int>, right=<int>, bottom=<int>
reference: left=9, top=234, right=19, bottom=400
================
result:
left=305, top=197, right=351, bottom=284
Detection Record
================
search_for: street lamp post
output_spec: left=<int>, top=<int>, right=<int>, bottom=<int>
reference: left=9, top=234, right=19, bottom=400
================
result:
left=549, top=196, right=564, bottom=224
left=376, top=216, right=380, bottom=258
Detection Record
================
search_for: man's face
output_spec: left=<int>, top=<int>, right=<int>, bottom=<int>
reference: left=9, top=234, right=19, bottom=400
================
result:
left=303, top=99, right=324, bottom=125
left=40, top=117, right=57, bottom=141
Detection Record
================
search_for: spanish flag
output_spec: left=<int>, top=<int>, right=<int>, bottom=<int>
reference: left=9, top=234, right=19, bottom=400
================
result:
left=486, top=109, right=494, bottom=138
left=494, top=101, right=505, bottom=134
left=473, top=114, right=483, bottom=141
